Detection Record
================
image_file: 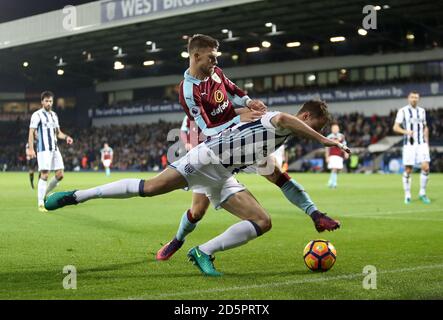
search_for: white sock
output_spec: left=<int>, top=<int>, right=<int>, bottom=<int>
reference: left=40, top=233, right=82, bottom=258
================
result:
left=402, top=172, right=411, bottom=198
left=419, top=171, right=429, bottom=196
left=45, top=177, right=60, bottom=196
left=38, top=178, right=47, bottom=205
left=74, top=178, right=142, bottom=203
left=199, top=220, right=260, bottom=256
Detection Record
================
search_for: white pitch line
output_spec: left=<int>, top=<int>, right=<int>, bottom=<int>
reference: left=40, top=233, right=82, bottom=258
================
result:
left=342, top=216, right=443, bottom=222
left=340, top=208, right=443, bottom=217
left=127, top=263, right=443, bottom=300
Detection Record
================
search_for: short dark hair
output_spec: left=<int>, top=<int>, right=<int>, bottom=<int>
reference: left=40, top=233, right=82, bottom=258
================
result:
left=187, top=34, right=219, bottom=54
left=297, top=100, right=331, bottom=122
left=41, top=91, right=54, bottom=101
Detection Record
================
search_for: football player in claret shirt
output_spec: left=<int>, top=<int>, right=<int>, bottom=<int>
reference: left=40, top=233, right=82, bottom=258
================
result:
left=325, top=122, right=348, bottom=188
left=100, top=143, right=114, bottom=177
left=156, top=34, right=341, bottom=260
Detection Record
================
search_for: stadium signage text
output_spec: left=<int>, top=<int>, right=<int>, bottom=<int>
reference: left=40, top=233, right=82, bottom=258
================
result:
left=92, top=82, right=443, bottom=118
left=101, top=0, right=222, bottom=22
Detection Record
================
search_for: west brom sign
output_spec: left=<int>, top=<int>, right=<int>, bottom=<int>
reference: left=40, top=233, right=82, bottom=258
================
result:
left=101, top=0, right=223, bottom=23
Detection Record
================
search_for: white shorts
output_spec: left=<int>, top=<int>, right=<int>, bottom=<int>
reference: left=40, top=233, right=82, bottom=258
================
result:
left=273, top=145, right=285, bottom=169
left=328, top=155, right=344, bottom=170
left=102, top=159, right=112, bottom=168
left=170, top=144, right=246, bottom=209
left=240, top=149, right=282, bottom=176
left=403, top=144, right=431, bottom=166
left=37, top=150, right=64, bottom=171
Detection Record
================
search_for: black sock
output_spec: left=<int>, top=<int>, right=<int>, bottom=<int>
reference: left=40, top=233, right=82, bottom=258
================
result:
left=30, top=172, right=34, bottom=188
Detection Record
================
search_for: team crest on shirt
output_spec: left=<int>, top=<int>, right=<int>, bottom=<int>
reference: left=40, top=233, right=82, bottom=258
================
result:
left=214, top=90, right=225, bottom=103
left=184, top=164, right=195, bottom=174
left=190, top=106, right=201, bottom=117
left=211, top=72, right=222, bottom=83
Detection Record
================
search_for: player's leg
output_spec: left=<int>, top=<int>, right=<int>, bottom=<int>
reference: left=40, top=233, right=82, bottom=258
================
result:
left=264, top=161, right=340, bottom=232
left=45, top=168, right=187, bottom=210
left=402, top=145, right=414, bottom=204
left=45, top=150, right=65, bottom=196
left=38, top=170, right=49, bottom=211
left=156, top=191, right=210, bottom=261
left=28, top=158, right=36, bottom=189
left=103, top=160, right=111, bottom=176
left=188, top=189, right=271, bottom=276
left=403, top=165, right=413, bottom=204
left=46, top=169, right=63, bottom=196
left=419, top=161, right=431, bottom=204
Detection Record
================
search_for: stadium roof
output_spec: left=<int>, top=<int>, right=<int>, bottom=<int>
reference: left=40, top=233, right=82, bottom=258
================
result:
left=0, top=0, right=442, bottom=90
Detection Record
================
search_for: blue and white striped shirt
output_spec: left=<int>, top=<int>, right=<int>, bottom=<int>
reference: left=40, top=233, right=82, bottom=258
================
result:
left=205, top=112, right=291, bottom=173
left=395, top=105, right=427, bottom=145
left=29, top=108, right=60, bottom=152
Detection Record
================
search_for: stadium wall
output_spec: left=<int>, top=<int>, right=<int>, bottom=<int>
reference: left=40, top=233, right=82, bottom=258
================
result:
left=96, top=48, right=443, bottom=92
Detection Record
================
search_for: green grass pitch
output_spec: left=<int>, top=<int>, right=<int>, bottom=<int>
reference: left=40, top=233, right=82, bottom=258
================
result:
left=0, top=171, right=442, bottom=299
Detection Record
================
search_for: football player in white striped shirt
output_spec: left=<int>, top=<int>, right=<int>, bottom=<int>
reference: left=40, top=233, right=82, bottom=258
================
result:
left=28, top=91, right=74, bottom=212
left=393, top=91, right=431, bottom=204
left=45, top=101, right=348, bottom=276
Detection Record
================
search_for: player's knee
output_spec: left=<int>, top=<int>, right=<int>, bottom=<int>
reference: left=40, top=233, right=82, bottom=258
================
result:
left=142, top=179, right=164, bottom=197
left=56, top=173, right=64, bottom=181
left=421, top=164, right=430, bottom=172
left=40, top=172, right=49, bottom=180
left=190, top=207, right=206, bottom=221
left=255, top=214, right=272, bottom=234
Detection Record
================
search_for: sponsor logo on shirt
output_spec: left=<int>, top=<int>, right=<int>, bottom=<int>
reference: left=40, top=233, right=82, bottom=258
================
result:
left=210, top=101, right=229, bottom=117
left=214, top=90, right=224, bottom=103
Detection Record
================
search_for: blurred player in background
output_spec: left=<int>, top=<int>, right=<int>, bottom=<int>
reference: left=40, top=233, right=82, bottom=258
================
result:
left=28, top=91, right=73, bottom=212
left=393, top=91, right=431, bottom=204
left=25, top=132, right=38, bottom=189
left=101, top=142, right=113, bottom=177
left=325, top=122, right=348, bottom=188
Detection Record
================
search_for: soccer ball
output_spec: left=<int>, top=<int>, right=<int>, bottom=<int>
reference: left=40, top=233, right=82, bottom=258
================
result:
left=303, top=240, right=337, bottom=272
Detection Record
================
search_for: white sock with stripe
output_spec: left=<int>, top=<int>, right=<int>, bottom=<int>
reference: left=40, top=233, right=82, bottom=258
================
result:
left=199, top=220, right=261, bottom=256
left=402, top=172, right=411, bottom=199
left=74, top=178, right=142, bottom=203
left=419, top=171, right=429, bottom=196
left=45, top=177, right=60, bottom=196
left=38, top=178, right=47, bottom=205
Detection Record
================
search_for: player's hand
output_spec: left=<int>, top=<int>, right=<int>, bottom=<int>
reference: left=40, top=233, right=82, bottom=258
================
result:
left=240, top=110, right=263, bottom=122
left=338, top=143, right=351, bottom=154
left=325, top=156, right=329, bottom=163
left=247, top=99, right=267, bottom=114
left=406, top=130, right=414, bottom=137
left=28, top=149, right=36, bottom=158
left=323, top=139, right=351, bottom=154
left=185, top=143, right=193, bottom=151
left=66, top=136, right=74, bottom=144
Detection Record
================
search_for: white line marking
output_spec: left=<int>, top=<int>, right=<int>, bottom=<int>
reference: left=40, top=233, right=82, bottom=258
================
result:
left=126, top=263, right=443, bottom=299
left=343, top=216, right=443, bottom=222
left=341, top=208, right=442, bottom=217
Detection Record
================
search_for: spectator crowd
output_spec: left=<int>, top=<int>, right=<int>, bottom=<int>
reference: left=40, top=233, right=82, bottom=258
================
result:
left=1, top=108, right=443, bottom=173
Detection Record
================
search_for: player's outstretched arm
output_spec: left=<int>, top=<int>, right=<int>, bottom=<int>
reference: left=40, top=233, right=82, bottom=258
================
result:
left=272, top=113, right=350, bottom=153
